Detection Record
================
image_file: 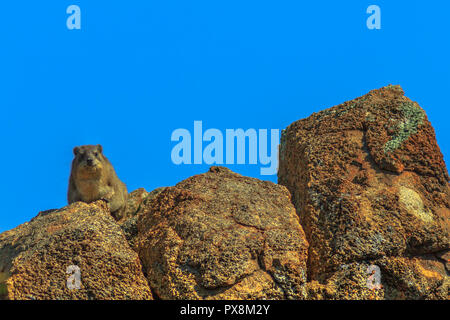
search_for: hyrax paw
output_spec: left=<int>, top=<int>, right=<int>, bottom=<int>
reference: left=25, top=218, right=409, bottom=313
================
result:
left=100, top=197, right=110, bottom=203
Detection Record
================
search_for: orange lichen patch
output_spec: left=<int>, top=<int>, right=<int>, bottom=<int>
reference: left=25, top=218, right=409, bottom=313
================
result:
left=435, top=207, right=450, bottom=234
left=45, top=225, right=64, bottom=234
left=436, top=207, right=450, bottom=219
left=416, top=263, right=443, bottom=281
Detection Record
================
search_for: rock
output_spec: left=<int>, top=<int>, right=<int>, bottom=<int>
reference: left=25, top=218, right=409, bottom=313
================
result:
left=120, top=187, right=168, bottom=250
left=377, top=255, right=449, bottom=299
left=279, top=85, right=449, bottom=299
left=436, top=250, right=450, bottom=274
left=125, top=188, right=150, bottom=217
left=136, top=166, right=309, bottom=299
left=0, top=201, right=152, bottom=300
left=307, top=255, right=448, bottom=300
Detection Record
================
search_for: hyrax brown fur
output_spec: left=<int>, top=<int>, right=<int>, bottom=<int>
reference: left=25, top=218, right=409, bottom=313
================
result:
left=68, top=145, right=128, bottom=221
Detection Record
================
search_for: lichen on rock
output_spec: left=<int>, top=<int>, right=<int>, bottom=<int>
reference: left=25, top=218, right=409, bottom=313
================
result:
left=384, top=102, right=425, bottom=154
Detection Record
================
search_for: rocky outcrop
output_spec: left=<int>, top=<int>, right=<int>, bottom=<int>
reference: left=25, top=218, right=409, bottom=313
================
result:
left=136, top=166, right=309, bottom=299
left=279, top=85, right=449, bottom=299
left=0, top=85, right=448, bottom=300
left=0, top=201, right=152, bottom=300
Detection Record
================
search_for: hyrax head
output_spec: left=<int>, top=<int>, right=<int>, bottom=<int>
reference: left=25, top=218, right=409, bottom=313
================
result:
left=72, top=145, right=105, bottom=174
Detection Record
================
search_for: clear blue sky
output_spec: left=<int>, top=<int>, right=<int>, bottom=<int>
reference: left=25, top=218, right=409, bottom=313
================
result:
left=1, top=1, right=449, bottom=232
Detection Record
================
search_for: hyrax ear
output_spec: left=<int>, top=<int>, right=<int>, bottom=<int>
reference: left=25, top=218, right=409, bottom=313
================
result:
left=73, top=147, right=80, bottom=156
left=97, top=144, right=103, bottom=153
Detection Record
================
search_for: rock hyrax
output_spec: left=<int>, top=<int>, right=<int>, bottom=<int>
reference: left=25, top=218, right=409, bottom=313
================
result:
left=68, top=145, right=128, bottom=220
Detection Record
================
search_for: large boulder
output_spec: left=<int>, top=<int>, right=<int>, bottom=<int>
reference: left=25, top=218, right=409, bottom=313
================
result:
left=279, top=85, right=449, bottom=299
left=136, top=166, right=309, bottom=299
left=0, top=201, right=152, bottom=300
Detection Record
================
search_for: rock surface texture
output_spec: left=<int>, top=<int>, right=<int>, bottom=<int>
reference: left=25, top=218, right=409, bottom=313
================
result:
left=278, top=85, right=449, bottom=299
left=0, top=201, right=152, bottom=300
left=136, top=166, right=309, bottom=299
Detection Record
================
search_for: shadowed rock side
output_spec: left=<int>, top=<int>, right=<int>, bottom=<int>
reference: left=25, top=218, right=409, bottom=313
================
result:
left=278, top=85, right=449, bottom=299
left=120, top=187, right=168, bottom=249
left=136, top=166, right=309, bottom=300
left=0, top=201, right=152, bottom=300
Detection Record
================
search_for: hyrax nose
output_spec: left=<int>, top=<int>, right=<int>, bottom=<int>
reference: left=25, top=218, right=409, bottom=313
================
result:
left=87, top=158, right=94, bottom=165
